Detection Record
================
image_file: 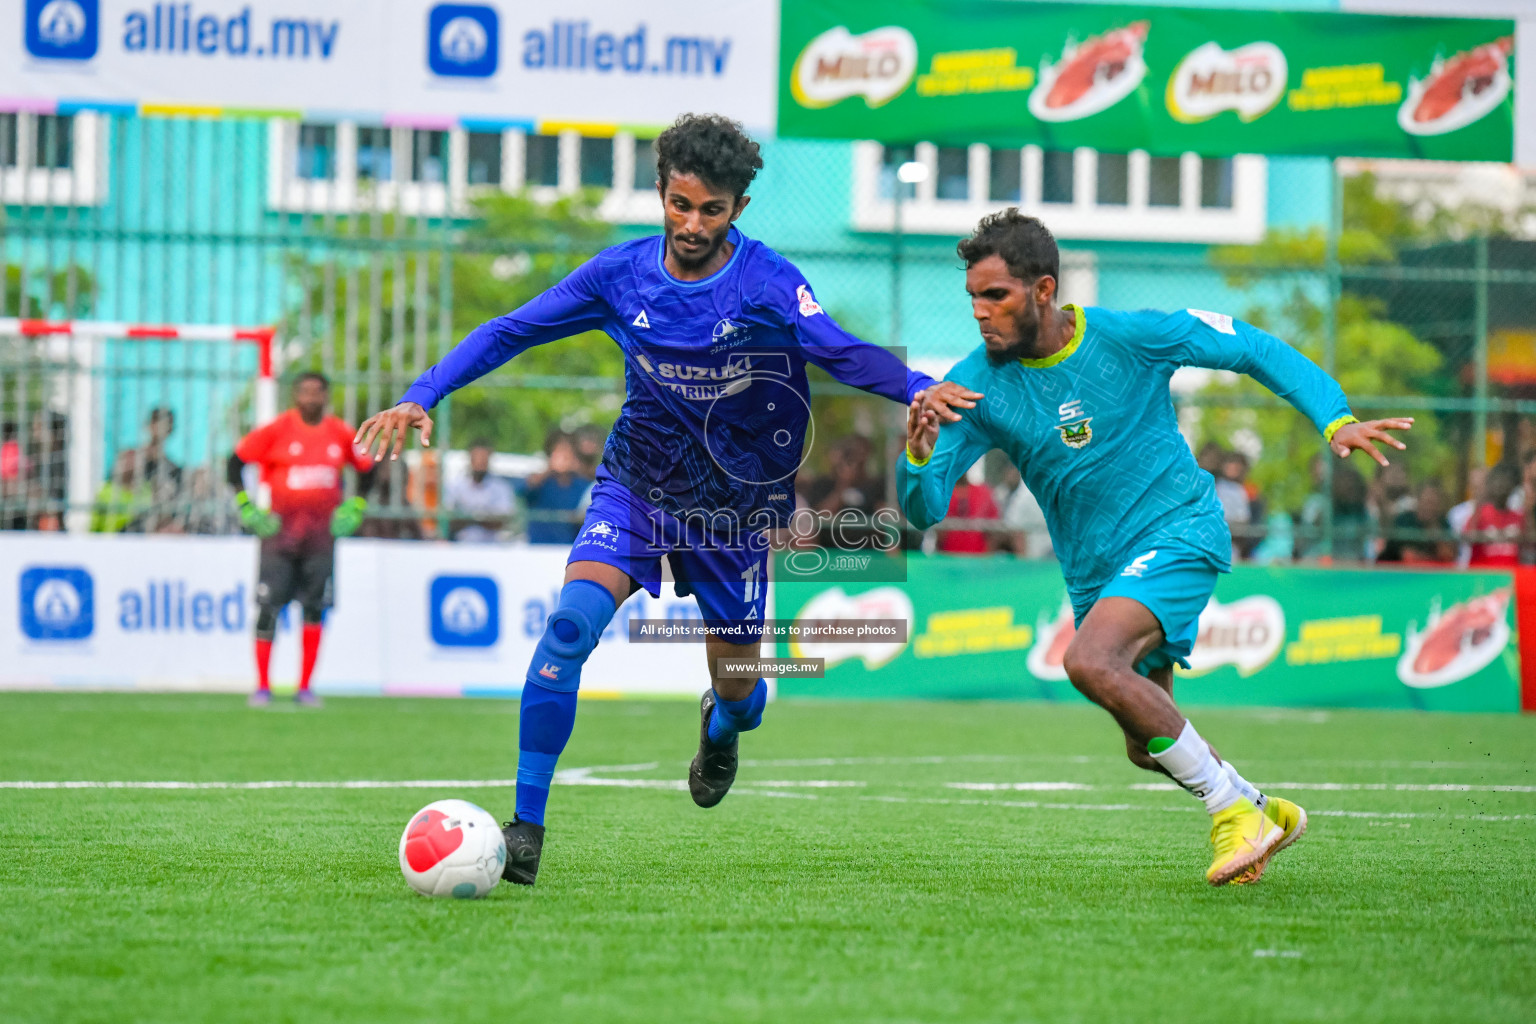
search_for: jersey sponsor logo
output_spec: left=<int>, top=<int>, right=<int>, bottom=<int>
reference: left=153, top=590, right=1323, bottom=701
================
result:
left=1120, top=550, right=1158, bottom=578
left=288, top=441, right=304, bottom=455
left=327, top=444, right=342, bottom=458
left=1187, top=308, right=1235, bottom=335
left=286, top=465, right=340, bottom=491
left=1058, top=399, right=1085, bottom=421
left=634, top=353, right=756, bottom=400
left=1058, top=417, right=1093, bottom=449
left=795, top=284, right=822, bottom=317
left=632, top=309, right=650, bottom=329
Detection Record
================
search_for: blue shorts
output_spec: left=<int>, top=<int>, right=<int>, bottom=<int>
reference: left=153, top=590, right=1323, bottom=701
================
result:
left=568, top=471, right=769, bottom=643
left=1072, top=541, right=1220, bottom=675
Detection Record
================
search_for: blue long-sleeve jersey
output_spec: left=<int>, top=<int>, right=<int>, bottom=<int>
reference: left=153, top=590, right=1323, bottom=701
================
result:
left=898, top=306, right=1354, bottom=604
left=403, top=228, right=935, bottom=525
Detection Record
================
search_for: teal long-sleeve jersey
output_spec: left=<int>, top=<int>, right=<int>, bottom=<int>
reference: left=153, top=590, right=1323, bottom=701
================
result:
left=898, top=306, right=1356, bottom=605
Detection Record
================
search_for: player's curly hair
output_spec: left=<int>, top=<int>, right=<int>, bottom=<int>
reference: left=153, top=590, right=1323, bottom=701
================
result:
left=957, top=209, right=1059, bottom=285
left=654, top=113, right=763, bottom=198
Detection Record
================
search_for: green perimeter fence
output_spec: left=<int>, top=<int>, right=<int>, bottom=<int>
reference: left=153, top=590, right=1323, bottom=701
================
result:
left=1, top=112, right=1534, bottom=558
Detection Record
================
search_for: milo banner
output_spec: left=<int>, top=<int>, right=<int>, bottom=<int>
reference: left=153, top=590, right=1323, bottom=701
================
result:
left=777, top=0, right=1517, bottom=161
left=773, top=556, right=1522, bottom=712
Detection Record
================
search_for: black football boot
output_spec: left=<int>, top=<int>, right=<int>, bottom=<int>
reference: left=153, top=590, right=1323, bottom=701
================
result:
left=688, top=689, right=738, bottom=808
left=500, top=818, right=545, bottom=885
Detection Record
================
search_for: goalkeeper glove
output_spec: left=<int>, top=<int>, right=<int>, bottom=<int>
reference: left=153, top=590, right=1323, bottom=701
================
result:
left=330, top=496, right=367, bottom=538
left=235, top=491, right=282, bottom=538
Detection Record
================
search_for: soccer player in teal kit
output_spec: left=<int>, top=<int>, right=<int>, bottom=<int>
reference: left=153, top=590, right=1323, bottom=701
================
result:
left=901, top=210, right=1413, bottom=885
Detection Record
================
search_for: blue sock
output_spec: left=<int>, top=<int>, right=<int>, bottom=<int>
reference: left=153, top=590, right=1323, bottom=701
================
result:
left=513, top=579, right=616, bottom=826
left=708, top=678, right=768, bottom=745
left=515, top=680, right=577, bottom=826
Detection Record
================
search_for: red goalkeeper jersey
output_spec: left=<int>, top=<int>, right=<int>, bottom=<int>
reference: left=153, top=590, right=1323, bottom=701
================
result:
left=235, top=410, right=372, bottom=545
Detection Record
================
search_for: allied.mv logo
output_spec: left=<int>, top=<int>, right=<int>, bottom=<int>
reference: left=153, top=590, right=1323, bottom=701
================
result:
left=429, top=575, right=499, bottom=648
left=25, top=0, right=99, bottom=61
left=19, top=566, right=94, bottom=641
left=427, top=3, right=498, bottom=78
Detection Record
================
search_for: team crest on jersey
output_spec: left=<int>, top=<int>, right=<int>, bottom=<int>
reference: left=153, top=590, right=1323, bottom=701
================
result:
left=1058, top=418, right=1093, bottom=449
left=581, top=520, right=620, bottom=551
left=710, top=318, right=749, bottom=353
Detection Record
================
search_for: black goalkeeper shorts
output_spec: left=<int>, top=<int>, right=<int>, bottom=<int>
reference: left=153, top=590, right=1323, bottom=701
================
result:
left=256, top=536, right=336, bottom=611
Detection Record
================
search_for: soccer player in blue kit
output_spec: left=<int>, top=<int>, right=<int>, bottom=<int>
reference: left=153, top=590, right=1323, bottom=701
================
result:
left=356, top=114, right=976, bottom=885
left=901, top=211, right=1413, bottom=885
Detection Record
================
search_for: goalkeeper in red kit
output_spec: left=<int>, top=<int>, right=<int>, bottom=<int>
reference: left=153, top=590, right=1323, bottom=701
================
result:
left=227, top=373, right=376, bottom=706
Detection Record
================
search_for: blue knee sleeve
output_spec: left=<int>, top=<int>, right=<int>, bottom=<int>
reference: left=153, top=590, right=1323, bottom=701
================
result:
left=708, top=678, right=768, bottom=745
left=526, top=579, right=617, bottom=693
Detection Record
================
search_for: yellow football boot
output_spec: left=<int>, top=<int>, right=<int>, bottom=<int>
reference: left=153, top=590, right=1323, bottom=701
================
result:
left=1206, top=797, right=1283, bottom=886
left=1229, top=796, right=1308, bottom=885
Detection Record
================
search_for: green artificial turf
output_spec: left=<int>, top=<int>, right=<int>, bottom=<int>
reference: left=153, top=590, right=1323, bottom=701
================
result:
left=1, top=693, right=1533, bottom=1024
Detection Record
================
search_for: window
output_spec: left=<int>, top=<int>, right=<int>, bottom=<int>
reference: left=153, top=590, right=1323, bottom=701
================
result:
left=988, top=146, right=1021, bottom=203
left=466, top=131, right=501, bottom=186
left=1201, top=157, right=1234, bottom=209
left=1148, top=156, right=1181, bottom=207
left=0, top=112, right=103, bottom=205
left=1096, top=152, right=1128, bottom=206
left=266, top=123, right=663, bottom=223
left=33, top=114, right=72, bottom=170
left=295, top=123, right=335, bottom=181
left=936, top=146, right=969, bottom=201
left=410, top=131, right=447, bottom=184
left=849, top=142, right=1266, bottom=243
left=1041, top=149, right=1074, bottom=204
left=525, top=134, right=559, bottom=187
left=879, top=144, right=917, bottom=199
left=633, top=137, right=658, bottom=190
left=356, top=127, right=392, bottom=182
left=579, top=136, right=613, bottom=188
left=0, top=114, right=17, bottom=168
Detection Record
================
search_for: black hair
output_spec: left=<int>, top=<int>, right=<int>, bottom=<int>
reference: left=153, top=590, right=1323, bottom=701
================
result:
left=654, top=113, right=763, bottom=198
left=1487, top=462, right=1519, bottom=495
left=468, top=438, right=495, bottom=451
left=148, top=406, right=174, bottom=424
left=957, top=209, right=1060, bottom=286
left=292, top=371, right=330, bottom=390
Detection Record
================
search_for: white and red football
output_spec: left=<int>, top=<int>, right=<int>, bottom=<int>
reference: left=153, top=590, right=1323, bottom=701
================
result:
left=398, top=799, right=507, bottom=899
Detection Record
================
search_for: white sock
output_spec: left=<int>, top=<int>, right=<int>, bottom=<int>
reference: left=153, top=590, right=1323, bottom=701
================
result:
left=1149, top=721, right=1241, bottom=815
left=1223, top=760, right=1267, bottom=812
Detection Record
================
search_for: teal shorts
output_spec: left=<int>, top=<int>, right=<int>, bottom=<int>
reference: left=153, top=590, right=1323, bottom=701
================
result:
left=1072, top=541, right=1221, bottom=676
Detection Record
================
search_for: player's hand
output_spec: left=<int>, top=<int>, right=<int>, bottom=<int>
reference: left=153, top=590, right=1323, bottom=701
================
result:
left=355, top=402, right=433, bottom=462
left=235, top=491, right=282, bottom=539
left=330, top=497, right=367, bottom=538
left=1331, top=418, right=1413, bottom=467
left=918, top=380, right=983, bottom=424
left=906, top=397, right=940, bottom=464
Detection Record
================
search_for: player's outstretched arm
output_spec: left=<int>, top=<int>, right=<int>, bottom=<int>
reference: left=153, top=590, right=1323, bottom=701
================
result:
left=1329, top=418, right=1414, bottom=467
left=896, top=391, right=990, bottom=530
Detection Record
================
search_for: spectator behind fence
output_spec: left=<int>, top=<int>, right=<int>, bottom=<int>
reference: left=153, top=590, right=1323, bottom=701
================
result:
left=1378, top=481, right=1453, bottom=564
left=1463, top=462, right=1522, bottom=568
left=998, top=466, right=1053, bottom=559
left=801, top=435, right=883, bottom=516
left=571, top=423, right=607, bottom=476
left=446, top=440, right=516, bottom=543
left=514, top=431, right=592, bottom=545
left=92, top=450, right=150, bottom=533
left=1299, top=456, right=1371, bottom=562
left=935, top=462, right=1000, bottom=554
left=356, top=466, right=424, bottom=541
left=138, top=407, right=182, bottom=492
left=1213, top=451, right=1253, bottom=559
left=1447, top=465, right=1485, bottom=567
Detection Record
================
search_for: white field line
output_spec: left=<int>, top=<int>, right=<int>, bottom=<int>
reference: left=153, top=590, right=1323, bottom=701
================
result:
left=860, top=793, right=1536, bottom=823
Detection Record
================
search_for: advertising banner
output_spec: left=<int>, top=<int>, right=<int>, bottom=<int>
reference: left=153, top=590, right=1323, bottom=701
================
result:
left=0, top=533, right=711, bottom=695
left=773, top=555, right=1522, bottom=713
left=777, top=0, right=1517, bottom=161
left=1, top=0, right=776, bottom=131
